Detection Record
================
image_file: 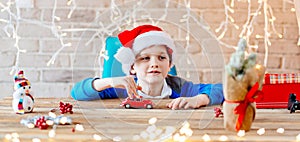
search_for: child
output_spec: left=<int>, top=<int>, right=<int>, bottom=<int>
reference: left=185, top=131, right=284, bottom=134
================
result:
left=71, top=25, right=224, bottom=109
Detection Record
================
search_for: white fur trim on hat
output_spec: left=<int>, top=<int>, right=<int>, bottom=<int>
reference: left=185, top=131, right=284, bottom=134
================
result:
left=114, top=47, right=135, bottom=75
left=132, top=31, right=176, bottom=55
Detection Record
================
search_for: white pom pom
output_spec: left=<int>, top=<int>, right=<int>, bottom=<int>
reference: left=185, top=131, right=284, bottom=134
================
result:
left=114, top=47, right=135, bottom=75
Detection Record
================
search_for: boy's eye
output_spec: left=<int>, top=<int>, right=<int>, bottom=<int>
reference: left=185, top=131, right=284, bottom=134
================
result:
left=159, top=56, right=167, bottom=60
left=140, top=57, right=150, bottom=61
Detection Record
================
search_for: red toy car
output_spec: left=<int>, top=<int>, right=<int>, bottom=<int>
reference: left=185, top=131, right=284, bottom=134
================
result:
left=120, top=97, right=154, bottom=109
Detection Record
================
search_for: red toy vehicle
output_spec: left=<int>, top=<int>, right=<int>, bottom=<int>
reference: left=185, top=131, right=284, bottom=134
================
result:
left=120, top=97, right=154, bottom=109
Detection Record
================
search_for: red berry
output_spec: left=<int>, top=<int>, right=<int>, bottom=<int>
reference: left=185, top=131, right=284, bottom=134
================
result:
left=136, top=86, right=142, bottom=90
left=59, top=101, right=73, bottom=114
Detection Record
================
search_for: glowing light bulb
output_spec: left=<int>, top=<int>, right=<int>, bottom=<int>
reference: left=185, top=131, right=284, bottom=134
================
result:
left=148, top=117, right=157, bottom=125
left=67, top=0, right=73, bottom=5
left=257, top=128, right=265, bottom=135
left=276, top=128, right=284, bottom=134
left=75, top=124, right=84, bottom=131
left=27, top=123, right=35, bottom=128
left=93, top=134, right=102, bottom=141
left=255, top=34, right=262, bottom=39
left=48, top=112, right=56, bottom=118
left=237, top=130, right=245, bottom=137
left=54, top=16, right=61, bottom=21
left=186, top=35, right=190, bottom=41
left=46, top=120, right=54, bottom=126
left=255, top=64, right=261, bottom=69
left=60, top=117, right=68, bottom=125
left=113, top=136, right=122, bottom=141
left=32, top=138, right=41, bottom=142
left=5, top=134, right=12, bottom=140
left=11, top=133, right=19, bottom=138
left=291, top=8, right=295, bottom=12
left=48, top=130, right=56, bottom=138
left=296, top=133, right=300, bottom=141
left=202, top=134, right=211, bottom=141
left=219, top=135, right=228, bottom=141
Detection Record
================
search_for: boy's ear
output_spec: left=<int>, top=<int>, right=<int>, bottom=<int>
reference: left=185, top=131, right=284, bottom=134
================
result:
left=130, top=64, right=136, bottom=75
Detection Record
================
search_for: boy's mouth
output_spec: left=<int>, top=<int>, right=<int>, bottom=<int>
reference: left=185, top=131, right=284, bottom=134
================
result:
left=148, top=70, right=161, bottom=74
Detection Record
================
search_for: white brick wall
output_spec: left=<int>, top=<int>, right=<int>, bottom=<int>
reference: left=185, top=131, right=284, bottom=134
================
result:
left=0, top=0, right=299, bottom=98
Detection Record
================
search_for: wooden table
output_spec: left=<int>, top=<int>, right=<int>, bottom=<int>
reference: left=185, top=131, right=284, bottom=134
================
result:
left=0, top=97, right=299, bottom=142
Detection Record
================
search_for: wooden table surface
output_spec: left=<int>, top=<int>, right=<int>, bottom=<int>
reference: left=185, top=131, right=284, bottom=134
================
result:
left=0, top=97, right=299, bottom=142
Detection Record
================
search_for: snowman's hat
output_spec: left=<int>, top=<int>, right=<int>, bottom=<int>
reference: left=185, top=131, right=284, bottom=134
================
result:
left=14, top=70, right=30, bottom=90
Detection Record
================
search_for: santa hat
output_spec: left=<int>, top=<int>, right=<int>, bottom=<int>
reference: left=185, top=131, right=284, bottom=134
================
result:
left=14, top=70, right=30, bottom=90
left=114, top=25, right=176, bottom=75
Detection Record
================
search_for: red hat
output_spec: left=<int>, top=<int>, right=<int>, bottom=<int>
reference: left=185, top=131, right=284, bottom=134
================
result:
left=114, top=25, right=176, bottom=75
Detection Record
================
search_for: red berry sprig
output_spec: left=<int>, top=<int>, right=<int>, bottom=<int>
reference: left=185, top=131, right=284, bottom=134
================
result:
left=214, top=107, right=223, bottom=118
left=59, top=101, right=73, bottom=114
left=35, top=116, right=49, bottom=130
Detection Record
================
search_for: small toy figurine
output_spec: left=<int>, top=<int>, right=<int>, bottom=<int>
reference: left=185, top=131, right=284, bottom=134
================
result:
left=12, top=70, right=34, bottom=114
left=120, top=96, right=154, bottom=109
left=288, top=93, right=300, bottom=113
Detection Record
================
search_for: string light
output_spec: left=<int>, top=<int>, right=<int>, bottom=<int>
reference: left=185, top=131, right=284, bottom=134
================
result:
left=216, top=0, right=239, bottom=40
left=67, top=0, right=76, bottom=19
left=0, top=0, right=297, bottom=87
left=0, top=0, right=241, bottom=75
left=217, top=0, right=290, bottom=66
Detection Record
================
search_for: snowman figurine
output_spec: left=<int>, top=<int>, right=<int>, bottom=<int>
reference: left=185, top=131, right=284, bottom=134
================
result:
left=12, top=70, right=34, bottom=114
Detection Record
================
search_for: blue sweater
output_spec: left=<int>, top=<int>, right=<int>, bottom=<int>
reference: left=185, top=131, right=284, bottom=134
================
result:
left=71, top=76, right=224, bottom=105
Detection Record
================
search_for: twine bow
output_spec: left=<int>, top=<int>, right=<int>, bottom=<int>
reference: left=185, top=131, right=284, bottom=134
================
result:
left=226, top=82, right=263, bottom=131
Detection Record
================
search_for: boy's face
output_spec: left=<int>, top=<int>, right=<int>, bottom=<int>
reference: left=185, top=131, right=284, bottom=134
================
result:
left=133, top=45, right=171, bottom=84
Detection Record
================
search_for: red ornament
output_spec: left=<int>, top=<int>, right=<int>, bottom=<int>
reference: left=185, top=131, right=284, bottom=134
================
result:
left=59, top=101, right=73, bottom=114
left=35, top=116, right=49, bottom=130
left=72, top=127, right=75, bottom=133
left=214, top=107, right=223, bottom=118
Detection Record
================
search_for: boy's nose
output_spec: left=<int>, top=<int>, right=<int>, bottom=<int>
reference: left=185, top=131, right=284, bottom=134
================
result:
left=150, top=58, right=159, bottom=68
left=151, top=64, right=158, bottom=68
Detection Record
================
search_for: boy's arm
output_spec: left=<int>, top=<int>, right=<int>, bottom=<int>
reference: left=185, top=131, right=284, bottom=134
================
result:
left=199, top=83, right=224, bottom=105
left=71, top=78, right=130, bottom=101
left=71, top=78, right=102, bottom=100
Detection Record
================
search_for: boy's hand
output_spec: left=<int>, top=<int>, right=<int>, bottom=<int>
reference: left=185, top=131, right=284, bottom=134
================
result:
left=166, top=95, right=210, bottom=110
left=110, top=76, right=139, bottom=98
left=93, top=76, right=139, bottom=98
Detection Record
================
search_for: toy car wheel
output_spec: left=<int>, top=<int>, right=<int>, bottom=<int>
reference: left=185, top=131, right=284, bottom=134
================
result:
left=290, top=105, right=295, bottom=113
left=125, top=104, right=130, bottom=109
left=146, top=104, right=152, bottom=109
